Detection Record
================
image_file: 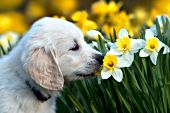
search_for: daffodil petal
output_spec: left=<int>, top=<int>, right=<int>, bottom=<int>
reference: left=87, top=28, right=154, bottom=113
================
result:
left=145, top=29, right=154, bottom=40
left=112, top=68, right=123, bottom=82
left=163, top=45, right=170, bottom=54
left=107, top=42, right=114, bottom=47
left=157, top=41, right=165, bottom=52
left=139, top=49, right=151, bottom=57
left=150, top=52, right=158, bottom=65
left=131, top=39, right=145, bottom=53
left=101, top=68, right=112, bottom=79
left=124, top=53, right=134, bottom=67
left=149, top=25, right=157, bottom=36
left=117, top=52, right=134, bottom=67
left=109, top=48, right=123, bottom=55
left=110, top=43, right=117, bottom=49
left=92, top=41, right=98, bottom=48
left=118, top=29, right=129, bottom=38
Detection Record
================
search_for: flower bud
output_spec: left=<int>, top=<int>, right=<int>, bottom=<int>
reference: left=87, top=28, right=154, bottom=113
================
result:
left=86, top=30, right=103, bottom=41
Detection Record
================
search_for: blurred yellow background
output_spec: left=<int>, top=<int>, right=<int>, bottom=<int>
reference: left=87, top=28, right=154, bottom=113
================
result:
left=0, top=0, right=169, bottom=36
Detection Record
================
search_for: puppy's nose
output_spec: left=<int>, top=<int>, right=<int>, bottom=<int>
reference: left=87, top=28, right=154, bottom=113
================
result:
left=94, top=54, right=104, bottom=65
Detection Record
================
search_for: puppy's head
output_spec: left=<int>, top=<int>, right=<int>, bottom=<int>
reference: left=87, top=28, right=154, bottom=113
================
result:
left=21, top=17, right=103, bottom=91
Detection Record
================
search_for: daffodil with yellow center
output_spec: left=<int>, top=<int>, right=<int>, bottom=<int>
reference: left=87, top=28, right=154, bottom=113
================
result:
left=139, top=29, right=170, bottom=65
left=103, top=54, right=117, bottom=70
left=145, top=37, right=159, bottom=52
left=110, top=29, right=145, bottom=67
left=116, top=37, right=132, bottom=52
left=101, top=53, right=127, bottom=82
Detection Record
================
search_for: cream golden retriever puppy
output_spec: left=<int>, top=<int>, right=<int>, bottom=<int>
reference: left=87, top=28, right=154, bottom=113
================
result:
left=0, top=17, right=103, bottom=113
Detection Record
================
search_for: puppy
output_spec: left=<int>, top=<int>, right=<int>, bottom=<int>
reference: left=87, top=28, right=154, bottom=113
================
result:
left=0, top=17, right=103, bottom=113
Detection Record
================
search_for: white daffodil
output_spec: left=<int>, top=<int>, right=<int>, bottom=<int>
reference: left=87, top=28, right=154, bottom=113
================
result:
left=101, top=52, right=128, bottom=82
left=110, top=29, right=145, bottom=67
left=86, top=30, right=103, bottom=41
left=139, top=29, right=170, bottom=65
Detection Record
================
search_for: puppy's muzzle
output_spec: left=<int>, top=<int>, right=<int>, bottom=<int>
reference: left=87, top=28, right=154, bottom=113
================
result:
left=94, top=54, right=104, bottom=65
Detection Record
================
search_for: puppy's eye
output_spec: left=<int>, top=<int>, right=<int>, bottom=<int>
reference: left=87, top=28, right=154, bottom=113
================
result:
left=69, top=43, right=79, bottom=51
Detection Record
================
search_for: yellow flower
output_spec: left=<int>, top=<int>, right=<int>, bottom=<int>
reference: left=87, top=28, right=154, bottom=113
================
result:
left=0, top=15, right=12, bottom=33
left=145, top=37, right=159, bottom=52
left=102, top=24, right=114, bottom=37
left=71, top=11, right=88, bottom=22
left=92, top=1, right=121, bottom=16
left=103, top=54, right=118, bottom=71
left=151, top=0, right=170, bottom=18
left=50, top=0, right=78, bottom=15
left=116, top=37, right=132, bottom=52
left=72, top=11, right=97, bottom=35
left=101, top=11, right=132, bottom=37
left=107, top=1, right=122, bottom=15
left=0, top=12, right=28, bottom=34
left=91, top=1, right=108, bottom=16
left=79, top=19, right=98, bottom=35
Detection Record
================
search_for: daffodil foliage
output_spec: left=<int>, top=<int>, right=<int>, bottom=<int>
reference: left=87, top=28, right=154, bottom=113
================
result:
left=57, top=16, right=170, bottom=113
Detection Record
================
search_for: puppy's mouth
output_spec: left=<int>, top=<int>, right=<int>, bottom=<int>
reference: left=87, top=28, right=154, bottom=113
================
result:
left=76, top=73, right=95, bottom=77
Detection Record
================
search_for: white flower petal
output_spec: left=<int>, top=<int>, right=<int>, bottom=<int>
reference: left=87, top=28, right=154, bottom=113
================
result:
left=131, top=39, right=145, bottom=53
left=109, top=48, right=123, bottom=56
left=110, top=43, right=117, bottom=49
left=139, top=49, right=151, bottom=57
left=118, top=29, right=129, bottom=38
left=149, top=25, right=157, bottom=36
left=112, top=68, right=123, bottom=82
left=117, top=52, right=134, bottom=67
left=145, top=29, right=154, bottom=40
left=124, top=53, right=134, bottom=67
left=150, top=52, right=158, bottom=65
left=92, top=41, right=98, bottom=48
left=163, top=45, right=170, bottom=54
left=101, top=68, right=112, bottom=79
left=157, top=41, right=165, bottom=52
left=107, top=42, right=114, bottom=47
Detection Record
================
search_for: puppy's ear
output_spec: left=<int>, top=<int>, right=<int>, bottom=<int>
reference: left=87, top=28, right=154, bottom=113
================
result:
left=24, top=48, right=64, bottom=91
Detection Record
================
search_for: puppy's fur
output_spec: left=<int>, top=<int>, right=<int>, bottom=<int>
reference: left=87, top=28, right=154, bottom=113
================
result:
left=0, top=17, right=101, bottom=113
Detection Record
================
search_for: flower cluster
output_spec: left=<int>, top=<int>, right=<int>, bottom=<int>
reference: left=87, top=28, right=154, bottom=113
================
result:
left=87, top=21, right=170, bottom=82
